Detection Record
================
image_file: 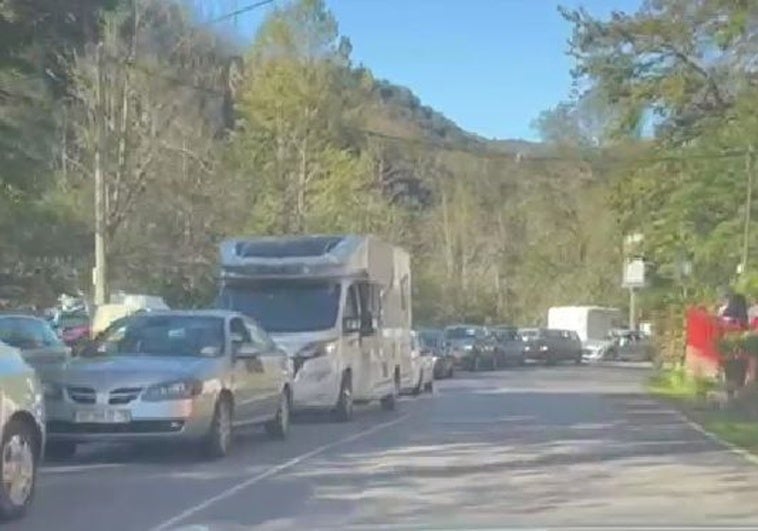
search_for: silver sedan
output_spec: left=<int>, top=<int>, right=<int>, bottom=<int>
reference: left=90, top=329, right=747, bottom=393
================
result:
left=0, top=340, right=45, bottom=521
left=44, top=310, right=292, bottom=460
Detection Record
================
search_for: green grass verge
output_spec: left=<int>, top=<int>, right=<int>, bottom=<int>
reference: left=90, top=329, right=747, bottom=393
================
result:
left=701, top=416, right=758, bottom=454
left=646, top=368, right=712, bottom=400
left=647, top=368, right=758, bottom=456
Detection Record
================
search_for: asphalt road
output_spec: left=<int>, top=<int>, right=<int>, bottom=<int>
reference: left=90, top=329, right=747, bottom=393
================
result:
left=10, top=363, right=758, bottom=530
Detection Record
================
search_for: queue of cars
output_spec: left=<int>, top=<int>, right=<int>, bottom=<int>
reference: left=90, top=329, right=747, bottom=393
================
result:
left=0, top=235, right=653, bottom=522
left=421, top=324, right=587, bottom=373
left=0, top=234, right=421, bottom=521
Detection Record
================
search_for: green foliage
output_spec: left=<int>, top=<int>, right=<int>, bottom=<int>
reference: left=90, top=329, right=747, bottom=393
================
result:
left=648, top=367, right=717, bottom=400
left=558, top=0, right=758, bottom=347
left=0, top=0, right=652, bottom=328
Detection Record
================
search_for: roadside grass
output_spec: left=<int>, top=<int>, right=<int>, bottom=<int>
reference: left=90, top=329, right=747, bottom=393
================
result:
left=647, top=368, right=758, bottom=456
left=646, top=367, right=713, bottom=400
left=701, top=416, right=758, bottom=454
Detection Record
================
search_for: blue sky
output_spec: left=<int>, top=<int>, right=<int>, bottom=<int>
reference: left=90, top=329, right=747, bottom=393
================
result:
left=211, top=0, right=643, bottom=141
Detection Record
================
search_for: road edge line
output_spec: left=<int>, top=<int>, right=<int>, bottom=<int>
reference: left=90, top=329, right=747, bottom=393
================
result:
left=149, top=413, right=410, bottom=531
left=658, top=404, right=758, bottom=466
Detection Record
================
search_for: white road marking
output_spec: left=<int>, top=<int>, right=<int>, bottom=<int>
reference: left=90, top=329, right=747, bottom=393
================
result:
left=661, top=406, right=758, bottom=466
left=40, top=463, right=125, bottom=474
left=149, top=414, right=411, bottom=531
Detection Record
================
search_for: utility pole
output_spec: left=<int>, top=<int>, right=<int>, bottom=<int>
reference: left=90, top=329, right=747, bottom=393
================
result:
left=628, top=287, right=637, bottom=331
left=93, top=42, right=108, bottom=306
left=743, top=144, right=756, bottom=274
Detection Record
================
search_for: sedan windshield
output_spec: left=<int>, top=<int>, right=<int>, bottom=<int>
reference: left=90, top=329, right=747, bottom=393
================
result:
left=93, top=315, right=225, bottom=357
left=218, top=281, right=341, bottom=333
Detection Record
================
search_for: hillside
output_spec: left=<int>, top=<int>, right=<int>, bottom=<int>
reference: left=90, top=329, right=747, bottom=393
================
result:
left=366, top=76, right=545, bottom=156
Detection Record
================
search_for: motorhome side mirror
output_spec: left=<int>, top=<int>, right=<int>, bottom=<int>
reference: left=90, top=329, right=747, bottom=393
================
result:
left=360, top=314, right=375, bottom=336
left=343, top=317, right=361, bottom=334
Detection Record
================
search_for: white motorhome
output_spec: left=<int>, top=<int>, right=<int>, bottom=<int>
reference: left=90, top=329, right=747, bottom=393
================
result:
left=547, top=305, right=623, bottom=360
left=216, top=235, right=412, bottom=420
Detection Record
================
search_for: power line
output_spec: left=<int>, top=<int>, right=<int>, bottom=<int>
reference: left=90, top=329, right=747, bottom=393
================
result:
left=25, top=54, right=754, bottom=167
left=206, top=0, right=276, bottom=24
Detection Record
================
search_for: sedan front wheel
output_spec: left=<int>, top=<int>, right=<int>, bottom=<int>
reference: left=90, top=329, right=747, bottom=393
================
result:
left=0, top=419, right=37, bottom=521
left=203, top=396, right=233, bottom=459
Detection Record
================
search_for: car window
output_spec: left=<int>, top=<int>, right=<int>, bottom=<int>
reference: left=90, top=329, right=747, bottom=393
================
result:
left=244, top=318, right=275, bottom=352
left=344, top=284, right=360, bottom=320
left=0, top=317, right=63, bottom=349
left=230, top=317, right=252, bottom=343
left=93, top=315, right=225, bottom=357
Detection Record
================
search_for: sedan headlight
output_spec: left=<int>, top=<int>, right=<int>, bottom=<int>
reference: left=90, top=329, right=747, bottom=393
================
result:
left=43, top=381, right=64, bottom=401
left=142, top=379, right=203, bottom=402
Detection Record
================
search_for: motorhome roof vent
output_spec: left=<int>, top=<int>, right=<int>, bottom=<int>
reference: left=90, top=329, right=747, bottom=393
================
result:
left=235, top=236, right=345, bottom=259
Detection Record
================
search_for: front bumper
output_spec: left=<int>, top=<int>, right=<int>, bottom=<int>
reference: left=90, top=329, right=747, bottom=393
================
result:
left=45, top=395, right=215, bottom=443
left=291, top=356, right=342, bottom=411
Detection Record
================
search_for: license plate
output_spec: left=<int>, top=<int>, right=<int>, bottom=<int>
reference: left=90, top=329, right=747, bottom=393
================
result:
left=75, top=409, right=131, bottom=424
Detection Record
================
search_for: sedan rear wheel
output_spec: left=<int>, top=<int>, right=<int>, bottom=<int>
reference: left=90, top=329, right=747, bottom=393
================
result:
left=265, top=389, right=291, bottom=439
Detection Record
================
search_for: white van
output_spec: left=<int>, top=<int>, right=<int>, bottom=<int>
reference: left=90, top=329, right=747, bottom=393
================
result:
left=90, top=293, right=170, bottom=338
left=216, top=235, right=412, bottom=421
left=547, top=306, right=623, bottom=360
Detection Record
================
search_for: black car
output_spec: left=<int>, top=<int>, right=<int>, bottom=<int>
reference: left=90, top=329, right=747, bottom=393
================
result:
left=418, top=328, right=453, bottom=378
left=490, top=326, right=527, bottom=367
left=520, top=327, right=583, bottom=365
left=443, top=325, right=495, bottom=371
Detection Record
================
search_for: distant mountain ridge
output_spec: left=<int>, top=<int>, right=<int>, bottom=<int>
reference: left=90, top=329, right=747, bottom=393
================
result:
left=368, top=77, right=545, bottom=156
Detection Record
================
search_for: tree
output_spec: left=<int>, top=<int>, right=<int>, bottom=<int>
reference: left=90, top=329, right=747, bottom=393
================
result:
left=229, top=0, right=390, bottom=236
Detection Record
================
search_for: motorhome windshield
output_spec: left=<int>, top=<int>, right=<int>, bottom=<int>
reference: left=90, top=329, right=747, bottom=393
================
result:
left=218, top=281, right=341, bottom=333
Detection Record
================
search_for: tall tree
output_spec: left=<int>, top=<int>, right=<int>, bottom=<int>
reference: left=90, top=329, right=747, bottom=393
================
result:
left=230, top=0, right=390, bottom=236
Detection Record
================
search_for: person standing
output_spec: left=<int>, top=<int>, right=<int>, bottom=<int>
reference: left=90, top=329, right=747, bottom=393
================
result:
left=718, top=287, right=749, bottom=327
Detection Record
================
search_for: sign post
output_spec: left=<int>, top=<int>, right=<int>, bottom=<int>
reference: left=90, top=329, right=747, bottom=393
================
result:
left=622, top=234, right=646, bottom=331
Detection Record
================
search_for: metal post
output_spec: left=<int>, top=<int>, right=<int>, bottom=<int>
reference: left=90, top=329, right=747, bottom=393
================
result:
left=93, top=42, right=108, bottom=306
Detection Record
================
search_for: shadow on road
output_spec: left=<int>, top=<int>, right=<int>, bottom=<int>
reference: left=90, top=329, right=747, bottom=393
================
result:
left=207, top=371, right=756, bottom=529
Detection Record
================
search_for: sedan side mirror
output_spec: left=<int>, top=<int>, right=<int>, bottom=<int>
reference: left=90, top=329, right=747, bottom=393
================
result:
left=235, top=343, right=262, bottom=359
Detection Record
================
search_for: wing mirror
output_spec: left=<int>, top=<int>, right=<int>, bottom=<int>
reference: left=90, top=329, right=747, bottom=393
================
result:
left=235, top=343, right=262, bottom=359
left=360, top=312, right=375, bottom=336
left=342, top=317, right=361, bottom=334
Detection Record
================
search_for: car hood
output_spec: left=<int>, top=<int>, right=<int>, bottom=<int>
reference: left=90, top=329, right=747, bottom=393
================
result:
left=54, top=355, right=215, bottom=389
left=270, top=330, right=339, bottom=357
